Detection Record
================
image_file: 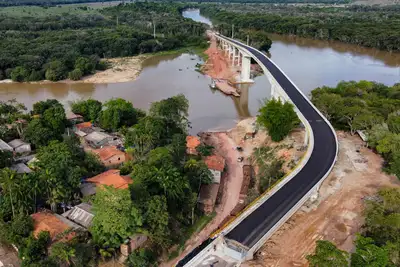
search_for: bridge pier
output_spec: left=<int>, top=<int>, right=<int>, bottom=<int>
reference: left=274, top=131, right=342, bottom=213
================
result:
left=241, top=55, right=252, bottom=83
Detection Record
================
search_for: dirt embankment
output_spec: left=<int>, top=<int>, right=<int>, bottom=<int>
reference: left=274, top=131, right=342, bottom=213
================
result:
left=243, top=131, right=400, bottom=267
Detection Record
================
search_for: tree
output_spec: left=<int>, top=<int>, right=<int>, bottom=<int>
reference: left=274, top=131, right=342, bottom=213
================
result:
left=144, top=195, right=170, bottom=246
left=351, top=235, right=390, bottom=267
left=257, top=98, right=299, bottom=142
left=0, top=99, right=28, bottom=124
left=71, top=99, right=102, bottom=122
left=306, top=240, right=349, bottom=267
left=353, top=112, right=384, bottom=132
left=149, top=94, right=190, bottom=137
left=0, top=168, right=19, bottom=218
left=24, top=119, right=60, bottom=148
left=43, top=103, right=67, bottom=135
left=45, top=60, right=66, bottom=81
left=184, top=159, right=213, bottom=191
left=19, top=231, right=51, bottom=266
left=387, top=112, right=400, bottom=133
left=91, top=186, right=142, bottom=249
left=74, top=57, right=95, bottom=75
left=68, top=69, right=83, bottom=81
left=99, top=98, right=142, bottom=131
left=32, top=99, right=60, bottom=115
left=51, top=242, right=76, bottom=266
left=259, top=39, right=272, bottom=52
left=10, top=66, right=28, bottom=82
left=36, top=140, right=84, bottom=211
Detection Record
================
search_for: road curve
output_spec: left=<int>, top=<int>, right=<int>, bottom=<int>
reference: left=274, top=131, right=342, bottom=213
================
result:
left=176, top=36, right=338, bottom=266
left=222, top=36, right=338, bottom=248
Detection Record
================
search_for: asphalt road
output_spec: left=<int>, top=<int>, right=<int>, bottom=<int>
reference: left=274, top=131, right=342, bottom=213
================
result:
left=223, top=37, right=338, bottom=248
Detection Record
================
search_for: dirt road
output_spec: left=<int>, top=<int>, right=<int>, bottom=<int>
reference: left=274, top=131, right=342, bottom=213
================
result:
left=163, top=132, right=244, bottom=267
left=244, top=132, right=400, bottom=267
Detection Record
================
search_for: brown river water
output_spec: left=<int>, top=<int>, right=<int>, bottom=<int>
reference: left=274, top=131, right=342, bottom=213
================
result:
left=0, top=10, right=399, bottom=134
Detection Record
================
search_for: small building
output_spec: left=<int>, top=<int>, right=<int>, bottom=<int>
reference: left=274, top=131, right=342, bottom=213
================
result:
left=93, top=146, right=126, bottom=167
left=66, top=111, right=84, bottom=124
left=204, top=155, right=225, bottom=183
left=198, top=183, right=220, bottom=214
left=31, top=211, right=81, bottom=243
left=62, top=203, right=94, bottom=229
left=82, top=169, right=132, bottom=196
left=121, top=234, right=148, bottom=256
left=84, top=131, right=113, bottom=148
left=0, top=139, right=13, bottom=152
left=74, top=122, right=93, bottom=134
left=10, top=163, right=32, bottom=174
left=7, top=139, right=31, bottom=154
left=186, top=135, right=201, bottom=155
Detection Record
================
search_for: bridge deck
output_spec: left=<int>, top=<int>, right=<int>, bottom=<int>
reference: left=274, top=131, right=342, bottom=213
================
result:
left=223, top=39, right=337, bottom=248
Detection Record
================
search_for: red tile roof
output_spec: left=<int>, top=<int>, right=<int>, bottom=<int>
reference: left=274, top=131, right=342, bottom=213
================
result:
left=31, top=211, right=74, bottom=242
left=186, top=136, right=201, bottom=149
left=75, top=122, right=92, bottom=130
left=204, top=155, right=225, bottom=172
left=93, top=146, right=125, bottom=162
left=87, top=169, right=132, bottom=189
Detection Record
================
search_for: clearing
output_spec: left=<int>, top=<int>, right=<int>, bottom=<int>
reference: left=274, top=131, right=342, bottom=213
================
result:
left=243, top=131, right=400, bottom=267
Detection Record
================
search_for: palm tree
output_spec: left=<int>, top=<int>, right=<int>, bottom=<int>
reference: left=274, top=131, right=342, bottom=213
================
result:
left=0, top=168, right=17, bottom=217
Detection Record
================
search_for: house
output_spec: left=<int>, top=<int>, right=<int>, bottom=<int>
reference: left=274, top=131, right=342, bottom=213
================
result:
left=66, top=111, right=83, bottom=124
left=7, top=139, right=31, bottom=154
left=186, top=135, right=201, bottom=155
left=198, top=183, right=220, bottom=214
left=31, top=211, right=81, bottom=243
left=204, top=154, right=225, bottom=183
left=10, top=163, right=32, bottom=174
left=0, top=139, right=13, bottom=152
left=84, top=131, right=113, bottom=148
left=92, top=146, right=126, bottom=167
left=82, top=169, right=132, bottom=196
left=120, top=234, right=148, bottom=257
left=62, top=203, right=94, bottom=229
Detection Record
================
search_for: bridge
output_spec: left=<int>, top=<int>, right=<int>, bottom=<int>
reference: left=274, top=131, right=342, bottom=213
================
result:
left=176, top=33, right=338, bottom=267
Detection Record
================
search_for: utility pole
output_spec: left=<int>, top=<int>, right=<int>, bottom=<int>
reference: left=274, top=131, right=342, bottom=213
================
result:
left=153, top=21, right=156, bottom=39
left=232, top=24, right=234, bottom=38
left=116, top=16, right=119, bottom=26
left=247, top=35, right=249, bottom=45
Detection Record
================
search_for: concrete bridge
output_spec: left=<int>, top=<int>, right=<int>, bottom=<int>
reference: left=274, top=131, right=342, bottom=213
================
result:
left=176, top=33, right=338, bottom=267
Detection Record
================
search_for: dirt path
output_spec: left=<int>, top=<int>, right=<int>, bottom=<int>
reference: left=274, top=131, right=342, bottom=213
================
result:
left=243, top=132, right=400, bottom=267
left=163, top=132, right=244, bottom=267
left=203, top=34, right=239, bottom=82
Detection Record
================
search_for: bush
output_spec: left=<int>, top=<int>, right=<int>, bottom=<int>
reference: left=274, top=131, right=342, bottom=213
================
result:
left=257, top=98, right=299, bottom=142
left=11, top=66, right=28, bottom=82
left=68, top=68, right=83, bottom=81
left=28, top=70, right=43, bottom=81
left=96, top=60, right=108, bottom=71
left=196, top=144, right=214, bottom=156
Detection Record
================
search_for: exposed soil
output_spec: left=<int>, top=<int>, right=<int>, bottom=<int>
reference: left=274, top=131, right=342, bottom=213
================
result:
left=164, top=118, right=305, bottom=266
left=81, top=55, right=149, bottom=84
left=243, top=131, right=400, bottom=267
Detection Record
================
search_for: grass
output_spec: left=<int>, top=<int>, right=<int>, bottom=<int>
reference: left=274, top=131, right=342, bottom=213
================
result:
left=168, top=212, right=216, bottom=261
left=147, top=45, right=208, bottom=60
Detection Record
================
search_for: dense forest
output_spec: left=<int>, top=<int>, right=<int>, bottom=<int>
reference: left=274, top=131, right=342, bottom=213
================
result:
left=0, top=0, right=351, bottom=7
left=0, top=95, right=214, bottom=266
left=0, top=2, right=207, bottom=81
left=311, top=81, right=400, bottom=178
left=200, top=4, right=400, bottom=51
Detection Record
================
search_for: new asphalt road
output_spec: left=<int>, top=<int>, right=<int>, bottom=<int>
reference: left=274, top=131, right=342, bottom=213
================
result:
left=223, top=37, right=338, bottom=248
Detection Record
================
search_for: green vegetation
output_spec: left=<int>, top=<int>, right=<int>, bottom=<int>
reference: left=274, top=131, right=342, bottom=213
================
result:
left=0, top=0, right=119, bottom=7
left=257, top=98, right=299, bottom=142
left=0, top=95, right=214, bottom=265
left=200, top=4, right=400, bottom=51
left=307, top=187, right=400, bottom=266
left=0, top=2, right=207, bottom=82
left=311, top=81, right=400, bottom=179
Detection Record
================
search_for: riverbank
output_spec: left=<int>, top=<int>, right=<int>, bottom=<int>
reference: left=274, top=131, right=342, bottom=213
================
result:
left=0, top=47, right=207, bottom=85
left=244, top=131, right=400, bottom=267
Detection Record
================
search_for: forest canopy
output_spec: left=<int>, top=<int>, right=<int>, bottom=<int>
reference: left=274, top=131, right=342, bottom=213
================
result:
left=0, top=2, right=207, bottom=81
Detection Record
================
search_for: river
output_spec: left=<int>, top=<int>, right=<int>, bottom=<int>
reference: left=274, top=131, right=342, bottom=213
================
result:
left=0, top=9, right=399, bottom=134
